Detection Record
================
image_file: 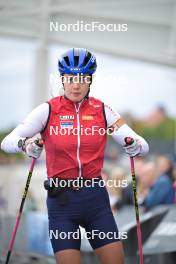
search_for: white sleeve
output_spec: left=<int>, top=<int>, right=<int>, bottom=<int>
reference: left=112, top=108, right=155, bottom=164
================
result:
left=1, top=103, right=49, bottom=153
left=104, top=104, right=121, bottom=127
left=112, top=124, right=149, bottom=156
left=104, top=104, right=149, bottom=156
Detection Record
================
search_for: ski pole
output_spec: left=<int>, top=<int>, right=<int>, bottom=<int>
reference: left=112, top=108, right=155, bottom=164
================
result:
left=124, top=137, right=144, bottom=264
left=5, top=139, right=43, bottom=264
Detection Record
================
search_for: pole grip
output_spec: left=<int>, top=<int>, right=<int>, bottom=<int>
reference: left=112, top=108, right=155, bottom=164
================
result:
left=124, top=137, right=134, bottom=146
left=34, top=139, right=44, bottom=147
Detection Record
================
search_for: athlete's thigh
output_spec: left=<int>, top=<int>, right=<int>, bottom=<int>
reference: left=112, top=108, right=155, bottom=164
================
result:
left=85, top=210, right=120, bottom=250
left=47, top=193, right=82, bottom=253
left=95, top=241, right=124, bottom=264
left=49, top=218, right=81, bottom=253
left=55, top=249, right=81, bottom=264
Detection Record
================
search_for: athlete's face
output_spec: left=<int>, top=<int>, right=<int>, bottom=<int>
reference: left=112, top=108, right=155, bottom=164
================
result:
left=62, top=74, right=91, bottom=102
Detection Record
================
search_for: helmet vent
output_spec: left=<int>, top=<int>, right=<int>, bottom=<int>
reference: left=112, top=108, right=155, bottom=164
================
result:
left=83, top=52, right=91, bottom=66
left=74, top=56, right=79, bottom=67
left=89, top=62, right=96, bottom=70
left=64, top=56, right=70, bottom=66
left=59, top=61, right=64, bottom=68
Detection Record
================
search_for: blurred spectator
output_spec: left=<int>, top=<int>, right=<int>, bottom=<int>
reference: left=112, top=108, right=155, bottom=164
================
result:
left=121, top=156, right=174, bottom=211
left=155, top=154, right=174, bottom=181
left=137, top=161, right=157, bottom=206
left=140, top=157, right=174, bottom=210
left=121, top=157, right=147, bottom=205
left=104, top=167, right=127, bottom=211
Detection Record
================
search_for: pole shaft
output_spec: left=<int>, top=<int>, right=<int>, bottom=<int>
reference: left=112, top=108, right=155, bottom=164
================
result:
left=130, top=157, right=144, bottom=264
left=5, top=158, right=36, bottom=264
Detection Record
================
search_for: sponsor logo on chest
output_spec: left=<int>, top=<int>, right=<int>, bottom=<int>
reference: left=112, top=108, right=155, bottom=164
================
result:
left=82, top=115, right=94, bottom=120
left=59, top=115, right=74, bottom=129
left=59, top=115, right=74, bottom=120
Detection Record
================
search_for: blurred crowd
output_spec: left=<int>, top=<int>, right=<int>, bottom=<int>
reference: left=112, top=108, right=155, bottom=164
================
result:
left=102, top=105, right=176, bottom=213
left=104, top=154, right=176, bottom=212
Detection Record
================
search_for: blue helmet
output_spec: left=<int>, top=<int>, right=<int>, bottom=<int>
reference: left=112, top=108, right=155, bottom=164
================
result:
left=58, top=48, right=97, bottom=75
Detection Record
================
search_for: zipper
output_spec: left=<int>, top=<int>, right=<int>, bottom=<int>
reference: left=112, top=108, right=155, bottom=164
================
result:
left=74, top=102, right=82, bottom=178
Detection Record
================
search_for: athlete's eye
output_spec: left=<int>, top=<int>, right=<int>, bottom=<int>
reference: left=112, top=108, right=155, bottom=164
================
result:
left=69, top=77, right=74, bottom=83
left=83, top=75, right=91, bottom=84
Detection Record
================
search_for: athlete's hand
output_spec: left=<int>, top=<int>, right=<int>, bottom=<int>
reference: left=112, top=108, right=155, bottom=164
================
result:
left=123, top=137, right=142, bottom=157
left=24, top=138, right=43, bottom=158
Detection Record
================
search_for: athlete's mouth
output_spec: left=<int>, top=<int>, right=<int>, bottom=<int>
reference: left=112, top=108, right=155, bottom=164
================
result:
left=72, top=93, right=81, bottom=96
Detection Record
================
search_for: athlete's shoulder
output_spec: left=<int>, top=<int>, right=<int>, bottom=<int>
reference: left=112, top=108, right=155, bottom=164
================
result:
left=47, top=96, right=63, bottom=112
left=88, top=96, right=103, bottom=107
left=104, top=103, right=118, bottom=114
left=48, top=96, right=62, bottom=104
left=104, top=103, right=121, bottom=127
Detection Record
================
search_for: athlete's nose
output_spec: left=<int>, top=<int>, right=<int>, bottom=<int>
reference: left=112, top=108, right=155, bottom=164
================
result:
left=72, top=82, right=80, bottom=89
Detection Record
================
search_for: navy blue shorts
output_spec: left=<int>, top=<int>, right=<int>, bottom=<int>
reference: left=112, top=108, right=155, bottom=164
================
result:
left=46, top=180, right=120, bottom=253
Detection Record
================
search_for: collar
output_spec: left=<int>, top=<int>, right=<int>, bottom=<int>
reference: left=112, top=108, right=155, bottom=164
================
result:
left=62, top=94, right=89, bottom=108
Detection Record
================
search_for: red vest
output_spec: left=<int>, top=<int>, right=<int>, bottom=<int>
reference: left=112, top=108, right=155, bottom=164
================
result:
left=41, top=96, right=107, bottom=179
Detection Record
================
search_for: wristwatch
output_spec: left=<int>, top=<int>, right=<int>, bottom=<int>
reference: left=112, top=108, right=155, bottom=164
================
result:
left=18, top=138, right=27, bottom=151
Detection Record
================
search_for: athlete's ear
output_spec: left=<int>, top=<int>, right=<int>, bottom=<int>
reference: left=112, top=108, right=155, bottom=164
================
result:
left=60, top=74, right=64, bottom=85
left=59, top=87, right=64, bottom=95
left=89, top=74, right=92, bottom=86
left=59, top=74, right=65, bottom=94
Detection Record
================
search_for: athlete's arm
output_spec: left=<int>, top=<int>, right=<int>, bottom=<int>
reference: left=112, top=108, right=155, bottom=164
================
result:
left=104, top=104, right=149, bottom=157
left=1, top=103, right=49, bottom=153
